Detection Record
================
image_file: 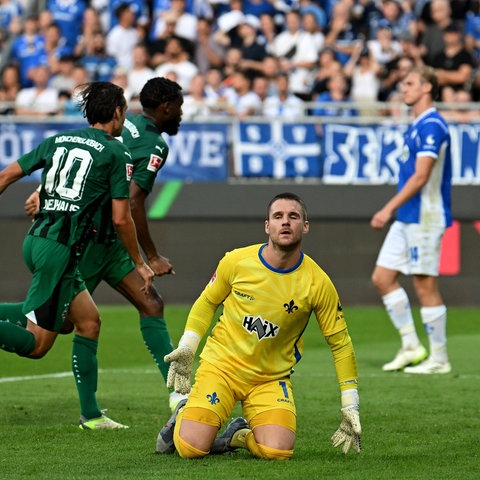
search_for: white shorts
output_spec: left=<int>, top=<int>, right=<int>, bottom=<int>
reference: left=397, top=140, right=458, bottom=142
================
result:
left=376, top=221, right=445, bottom=276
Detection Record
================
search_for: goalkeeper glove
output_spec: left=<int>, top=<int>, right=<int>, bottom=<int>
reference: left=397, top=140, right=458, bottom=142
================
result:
left=164, top=331, right=200, bottom=395
left=331, top=388, right=361, bottom=454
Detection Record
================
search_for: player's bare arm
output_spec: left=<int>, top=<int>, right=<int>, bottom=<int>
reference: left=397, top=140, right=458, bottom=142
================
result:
left=0, top=161, right=24, bottom=194
left=112, top=197, right=154, bottom=293
left=370, top=155, right=435, bottom=230
left=129, top=180, right=174, bottom=276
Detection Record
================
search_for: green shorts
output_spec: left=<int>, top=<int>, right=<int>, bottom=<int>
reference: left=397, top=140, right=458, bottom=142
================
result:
left=22, top=235, right=86, bottom=333
left=78, top=240, right=135, bottom=293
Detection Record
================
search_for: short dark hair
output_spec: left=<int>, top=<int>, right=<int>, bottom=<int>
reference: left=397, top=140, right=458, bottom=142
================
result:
left=267, top=192, right=308, bottom=220
left=78, top=81, right=126, bottom=124
left=139, top=77, right=183, bottom=110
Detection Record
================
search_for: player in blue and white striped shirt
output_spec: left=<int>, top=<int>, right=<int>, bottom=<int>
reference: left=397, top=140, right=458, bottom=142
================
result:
left=370, top=66, right=452, bottom=375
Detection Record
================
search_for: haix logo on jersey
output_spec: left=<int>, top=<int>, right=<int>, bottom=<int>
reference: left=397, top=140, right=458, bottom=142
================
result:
left=147, top=154, right=164, bottom=172
left=126, top=163, right=133, bottom=180
left=243, top=315, right=279, bottom=340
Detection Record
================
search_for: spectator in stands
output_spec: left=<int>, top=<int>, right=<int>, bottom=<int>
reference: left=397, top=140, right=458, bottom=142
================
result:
left=79, top=30, right=117, bottom=82
left=271, top=9, right=318, bottom=100
left=0, top=62, right=20, bottom=113
left=263, top=72, right=305, bottom=119
left=150, top=0, right=198, bottom=44
left=344, top=43, right=382, bottom=114
left=220, top=46, right=243, bottom=88
left=236, top=14, right=267, bottom=77
left=148, top=11, right=188, bottom=69
left=107, top=0, right=150, bottom=32
left=182, top=72, right=213, bottom=119
left=419, top=0, right=454, bottom=66
left=311, top=70, right=357, bottom=135
left=258, top=12, right=280, bottom=55
left=9, top=14, right=46, bottom=87
left=0, top=0, right=23, bottom=39
left=194, top=16, right=225, bottom=74
left=260, top=54, right=282, bottom=91
left=221, top=68, right=262, bottom=119
left=324, top=0, right=361, bottom=65
left=431, top=23, right=476, bottom=98
left=154, top=35, right=198, bottom=92
left=301, top=10, right=326, bottom=55
left=396, top=30, right=424, bottom=66
left=57, top=64, right=89, bottom=116
left=366, top=19, right=402, bottom=69
left=14, top=63, right=58, bottom=115
left=110, top=65, right=133, bottom=104
left=49, top=54, right=76, bottom=92
left=379, top=54, right=415, bottom=101
left=37, top=10, right=53, bottom=36
left=204, top=67, right=227, bottom=101
left=368, top=0, right=417, bottom=41
left=252, top=74, right=270, bottom=106
left=310, top=45, right=343, bottom=97
left=464, top=0, right=480, bottom=62
left=47, top=0, right=86, bottom=52
left=74, top=6, right=104, bottom=58
left=299, top=0, right=327, bottom=33
left=43, top=22, right=73, bottom=77
left=440, top=87, right=477, bottom=122
left=128, top=43, right=155, bottom=100
left=106, top=3, right=143, bottom=70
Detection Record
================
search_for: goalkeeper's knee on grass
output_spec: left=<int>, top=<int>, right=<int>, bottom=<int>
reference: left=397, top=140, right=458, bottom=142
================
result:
left=245, top=432, right=293, bottom=460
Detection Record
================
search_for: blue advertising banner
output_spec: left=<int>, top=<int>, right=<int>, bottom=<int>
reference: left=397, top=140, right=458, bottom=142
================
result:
left=2, top=120, right=480, bottom=184
left=0, top=121, right=229, bottom=182
left=233, top=121, right=322, bottom=178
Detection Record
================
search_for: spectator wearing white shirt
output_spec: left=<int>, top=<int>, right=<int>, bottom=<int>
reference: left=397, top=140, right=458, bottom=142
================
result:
left=150, top=0, right=198, bottom=43
left=271, top=9, right=318, bottom=100
left=221, top=69, right=261, bottom=120
left=15, top=64, right=59, bottom=115
left=128, top=43, right=155, bottom=99
left=263, top=72, right=305, bottom=118
left=154, top=36, right=198, bottom=92
left=105, top=3, right=143, bottom=70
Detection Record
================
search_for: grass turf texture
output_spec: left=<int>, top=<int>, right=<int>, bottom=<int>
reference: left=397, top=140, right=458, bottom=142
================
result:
left=1, top=305, right=479, bottom=480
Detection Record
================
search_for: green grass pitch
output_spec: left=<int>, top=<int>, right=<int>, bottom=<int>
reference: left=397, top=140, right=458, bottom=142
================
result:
left=1, top=305, right=479, bottom=479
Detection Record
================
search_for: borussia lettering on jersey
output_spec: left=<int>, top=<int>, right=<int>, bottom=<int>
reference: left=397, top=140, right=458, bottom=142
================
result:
left=147, top=153, right=164, bottom=172
left=242, top=315, right=279, bottom=340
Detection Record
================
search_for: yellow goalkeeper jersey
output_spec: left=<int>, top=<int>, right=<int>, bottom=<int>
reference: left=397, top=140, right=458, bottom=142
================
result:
left=195, top=243, right=347, bottom=384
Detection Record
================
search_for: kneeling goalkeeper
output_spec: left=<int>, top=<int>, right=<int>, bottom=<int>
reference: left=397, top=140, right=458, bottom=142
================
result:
left=156, top=192, right=361, bottom=459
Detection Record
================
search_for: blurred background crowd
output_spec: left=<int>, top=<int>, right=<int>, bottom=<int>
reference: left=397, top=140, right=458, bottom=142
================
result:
left=0, top=0, right=479, bottom=121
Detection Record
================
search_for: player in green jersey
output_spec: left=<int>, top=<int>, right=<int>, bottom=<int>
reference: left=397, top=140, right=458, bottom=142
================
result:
left=0, top=81, right=154, bottom=429
left=19, top=77, right=186, bottom=413
left=156, top=193, right=361, bottom=459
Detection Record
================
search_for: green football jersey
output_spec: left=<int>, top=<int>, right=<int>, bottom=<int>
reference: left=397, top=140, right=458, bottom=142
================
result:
left=122, top=114, right=169, bottom=194
left=18, top=127, right=133, bottom=249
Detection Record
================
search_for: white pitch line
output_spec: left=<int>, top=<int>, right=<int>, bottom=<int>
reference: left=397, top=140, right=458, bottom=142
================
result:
left=2, top=368, right=480, bottom=384
left=0, top=368, right=156, bottom=384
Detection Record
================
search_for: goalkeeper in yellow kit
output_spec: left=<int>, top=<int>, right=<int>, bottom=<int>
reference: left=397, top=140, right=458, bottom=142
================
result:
left=156, top=192, right=361, bottom=459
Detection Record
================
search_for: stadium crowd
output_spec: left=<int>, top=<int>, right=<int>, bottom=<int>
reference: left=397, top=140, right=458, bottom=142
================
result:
left=0, top=0, right=479, bottom=120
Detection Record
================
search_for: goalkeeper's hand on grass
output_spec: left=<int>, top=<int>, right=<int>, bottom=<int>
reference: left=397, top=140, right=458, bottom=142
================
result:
left=164, top=331, right=200, bottom=395
left=331, top=389, right=361, bottom=454
left=164, top=346, right=194, bottom=394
